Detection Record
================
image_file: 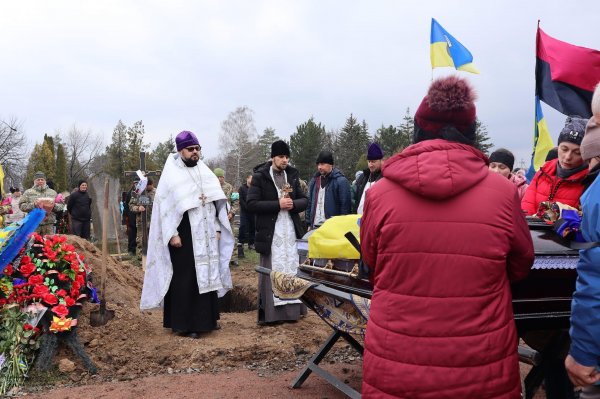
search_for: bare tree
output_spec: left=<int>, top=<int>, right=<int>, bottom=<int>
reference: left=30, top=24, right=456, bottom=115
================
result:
left=62, top=124, right=103, bottom=189
left=0, top=116, right=27, bottom=189
left=219, top=106, right=257, bottom=187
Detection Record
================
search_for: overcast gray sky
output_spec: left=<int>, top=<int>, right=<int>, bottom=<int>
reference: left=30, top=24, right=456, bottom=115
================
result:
left=1, top=0, right=599, bottom=168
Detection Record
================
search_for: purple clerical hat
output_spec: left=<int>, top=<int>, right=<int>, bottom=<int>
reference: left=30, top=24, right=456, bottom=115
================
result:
left=367, top=142, right=384, bottom=160
left=176, top=130, right=199, bottom=151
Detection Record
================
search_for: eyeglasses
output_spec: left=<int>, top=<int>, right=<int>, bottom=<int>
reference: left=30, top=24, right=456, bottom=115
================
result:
left=185, top=146, right=201, bottom=152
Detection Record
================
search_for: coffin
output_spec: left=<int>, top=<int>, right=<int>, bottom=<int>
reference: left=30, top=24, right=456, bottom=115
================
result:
left=297, top=220, right=579, bottom=331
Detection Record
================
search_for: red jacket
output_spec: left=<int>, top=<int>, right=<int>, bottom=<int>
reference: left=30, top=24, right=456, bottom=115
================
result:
left=360, top=140, right=534, bottom=399
left=521, top=158, right=588, bottom=215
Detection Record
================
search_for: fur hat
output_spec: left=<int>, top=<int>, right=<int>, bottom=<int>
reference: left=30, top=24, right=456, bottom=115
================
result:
left=557, top=116, right=588, bottom=146
left=316, top=150, right=334, bottom=165
left=581, top=118, right=600, bottom=162
left=34, top=171, right=46, bottom=180
left=367, top=142, right=384, bottom=160
left=270, top=140, right=290, bottom=158
left=414, top=75, right=477, bottom=143
left=175, top=130, right=200, bottom=151
left=488, top=148, right=515, bottom=171
left=213, top=168, right=225, bottom=178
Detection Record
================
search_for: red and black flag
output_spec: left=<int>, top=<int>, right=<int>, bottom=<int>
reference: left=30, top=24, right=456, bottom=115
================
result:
left=536, top=25, right=600, bottom=118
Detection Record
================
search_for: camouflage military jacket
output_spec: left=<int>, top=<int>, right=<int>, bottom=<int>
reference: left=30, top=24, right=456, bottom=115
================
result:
left=220, top=181, right=239, bottom=216
left=19, top=185, right=64, bottom=225
left=128, top=187, right=155, bottom=225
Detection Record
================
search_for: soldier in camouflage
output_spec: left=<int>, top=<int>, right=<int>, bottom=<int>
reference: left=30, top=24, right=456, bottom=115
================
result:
left=19, top=171, right=65, bottom=235
left=128, top=179, right=156, bottom=256
left=213, top=168, right=238, bottom=219
left=214, top=168, right=240, bottom=266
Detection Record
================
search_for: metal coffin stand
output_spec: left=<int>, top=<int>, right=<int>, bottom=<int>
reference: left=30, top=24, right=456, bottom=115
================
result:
left=256, top=265, right=365, bottom=399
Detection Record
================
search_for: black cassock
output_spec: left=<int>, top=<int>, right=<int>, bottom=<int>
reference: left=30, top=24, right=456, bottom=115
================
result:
left=163, top=211, right=219, bottom=333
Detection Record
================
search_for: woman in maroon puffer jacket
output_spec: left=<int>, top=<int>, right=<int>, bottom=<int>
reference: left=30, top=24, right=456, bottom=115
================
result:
left=360, top=76, right=534, bottom=399
left=521, top=116, right=589, bottom=215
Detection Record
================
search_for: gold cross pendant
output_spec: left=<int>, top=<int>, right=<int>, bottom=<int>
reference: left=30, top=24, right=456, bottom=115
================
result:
left=281, top=183, right=293, bottom=198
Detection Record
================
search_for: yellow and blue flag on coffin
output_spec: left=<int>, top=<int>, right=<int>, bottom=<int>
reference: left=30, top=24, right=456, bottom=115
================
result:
left=430, top=18, right=480, bottom=74
left=526, top=97, right=555, bottom=181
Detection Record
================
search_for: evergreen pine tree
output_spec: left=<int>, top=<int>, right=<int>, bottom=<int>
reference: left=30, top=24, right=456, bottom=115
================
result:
left=397, top=108, right=414, bottom=151
left=256, top=127, right=280, bottom=163
left=55, top=143, right=68, bottom=192
left=289, top=117, right=328, bottom=181
left=375, top=125, right=400, bottom=158
left=474, top=118, right=494, bottom=154
left=105, top=120, right=128, bottom=184
left=335, top=114, right=371, bottom=179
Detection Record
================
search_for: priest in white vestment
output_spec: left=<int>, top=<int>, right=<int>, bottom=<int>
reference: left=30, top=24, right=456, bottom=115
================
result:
left=140, top=131, right=234, bottom=338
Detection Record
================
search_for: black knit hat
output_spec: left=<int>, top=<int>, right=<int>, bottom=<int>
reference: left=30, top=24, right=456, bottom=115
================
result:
left=316, top=150, right=334, bottom=165
left=488, top=148, right=515, bottom=171
left=270, top=140, right=290, bottom=158
left=558, top=116, right=588, bottom=146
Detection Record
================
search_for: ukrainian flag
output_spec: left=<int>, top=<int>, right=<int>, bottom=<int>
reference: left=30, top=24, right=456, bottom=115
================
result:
left=526, top=97, right=555, bottom=180
left=430, top=18, right=479, bottom=74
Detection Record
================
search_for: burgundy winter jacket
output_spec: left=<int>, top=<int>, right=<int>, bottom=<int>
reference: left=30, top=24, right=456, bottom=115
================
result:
left=521, top=158, right=588, bottom=215
left=360, top=139, right=534, bottom=399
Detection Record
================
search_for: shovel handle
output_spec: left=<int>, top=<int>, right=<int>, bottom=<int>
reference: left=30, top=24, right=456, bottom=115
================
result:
left=100, top=179, right=109, bottom=300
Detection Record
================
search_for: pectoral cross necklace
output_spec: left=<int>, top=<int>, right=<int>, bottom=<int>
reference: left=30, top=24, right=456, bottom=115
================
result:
left=185, top=161, right=208, bottom=207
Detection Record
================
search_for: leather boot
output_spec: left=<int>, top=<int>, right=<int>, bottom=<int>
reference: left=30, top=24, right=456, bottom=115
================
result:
left=237, top=243, right=245, bottom=259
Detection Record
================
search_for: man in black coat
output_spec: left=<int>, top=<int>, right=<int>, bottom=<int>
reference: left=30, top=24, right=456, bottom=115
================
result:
left=237, top=173, right=255, bottom=258
left=353, top=142, right=385, bottom=214
left=247, top=140, right=308, bottom=324
left=67, top=180, right=93, bottom=239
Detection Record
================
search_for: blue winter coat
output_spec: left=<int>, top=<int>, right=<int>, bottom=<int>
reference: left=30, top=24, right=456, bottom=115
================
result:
left=305, top=168, right=351, bottom=228
left=570, top=170, right=600, bottom=369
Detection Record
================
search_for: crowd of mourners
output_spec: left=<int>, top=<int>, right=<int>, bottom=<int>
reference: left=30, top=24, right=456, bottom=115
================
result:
left=8, top=74, right=600, bottom=398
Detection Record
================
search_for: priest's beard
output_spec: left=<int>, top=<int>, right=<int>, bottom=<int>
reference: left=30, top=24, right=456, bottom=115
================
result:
left=181, top=155, right=198, bottom=167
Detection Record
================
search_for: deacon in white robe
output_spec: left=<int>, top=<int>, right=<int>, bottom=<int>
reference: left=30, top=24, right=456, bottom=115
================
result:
left=247, top=140, right=308, bottom=324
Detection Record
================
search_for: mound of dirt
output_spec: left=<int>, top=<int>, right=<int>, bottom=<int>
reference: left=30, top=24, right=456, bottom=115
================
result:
left=25, top=237, right=359, bottom=392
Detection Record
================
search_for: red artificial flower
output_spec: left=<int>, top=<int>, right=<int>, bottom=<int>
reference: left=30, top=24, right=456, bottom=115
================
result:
left=76, top=274, right=85, bottom=284
left=19, top=262, right=37, bottom=276
left=56, top=289, right=67, bottom=297
left=28, top=274, right=44, bottom=285
left=42, top=293, right=58, bottom=306
left=3, top=264, right=13, bottom=276
left=61, top=243, right=74, bottom=252
left=23, top=323, right=34, bottom=331
left=70, top=288, right=80, bottom=299
left=65, top=297, right=76, bottom=307
left=51, top=304, right=69, bottom=318
left=71, top=261, right=80, bottom=273
left=33, top=285, right=49, bottom=296
left=57, top=273, right=69, bottom=281
left=21, top=255, right=31, bottom=264
left=0, top=298, right=6, bottom=306
left=71, top=281, right=81, bottom=291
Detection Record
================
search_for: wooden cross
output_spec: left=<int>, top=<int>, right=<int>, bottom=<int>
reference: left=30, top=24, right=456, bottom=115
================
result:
left=124, top=151, right=162, bottom=256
